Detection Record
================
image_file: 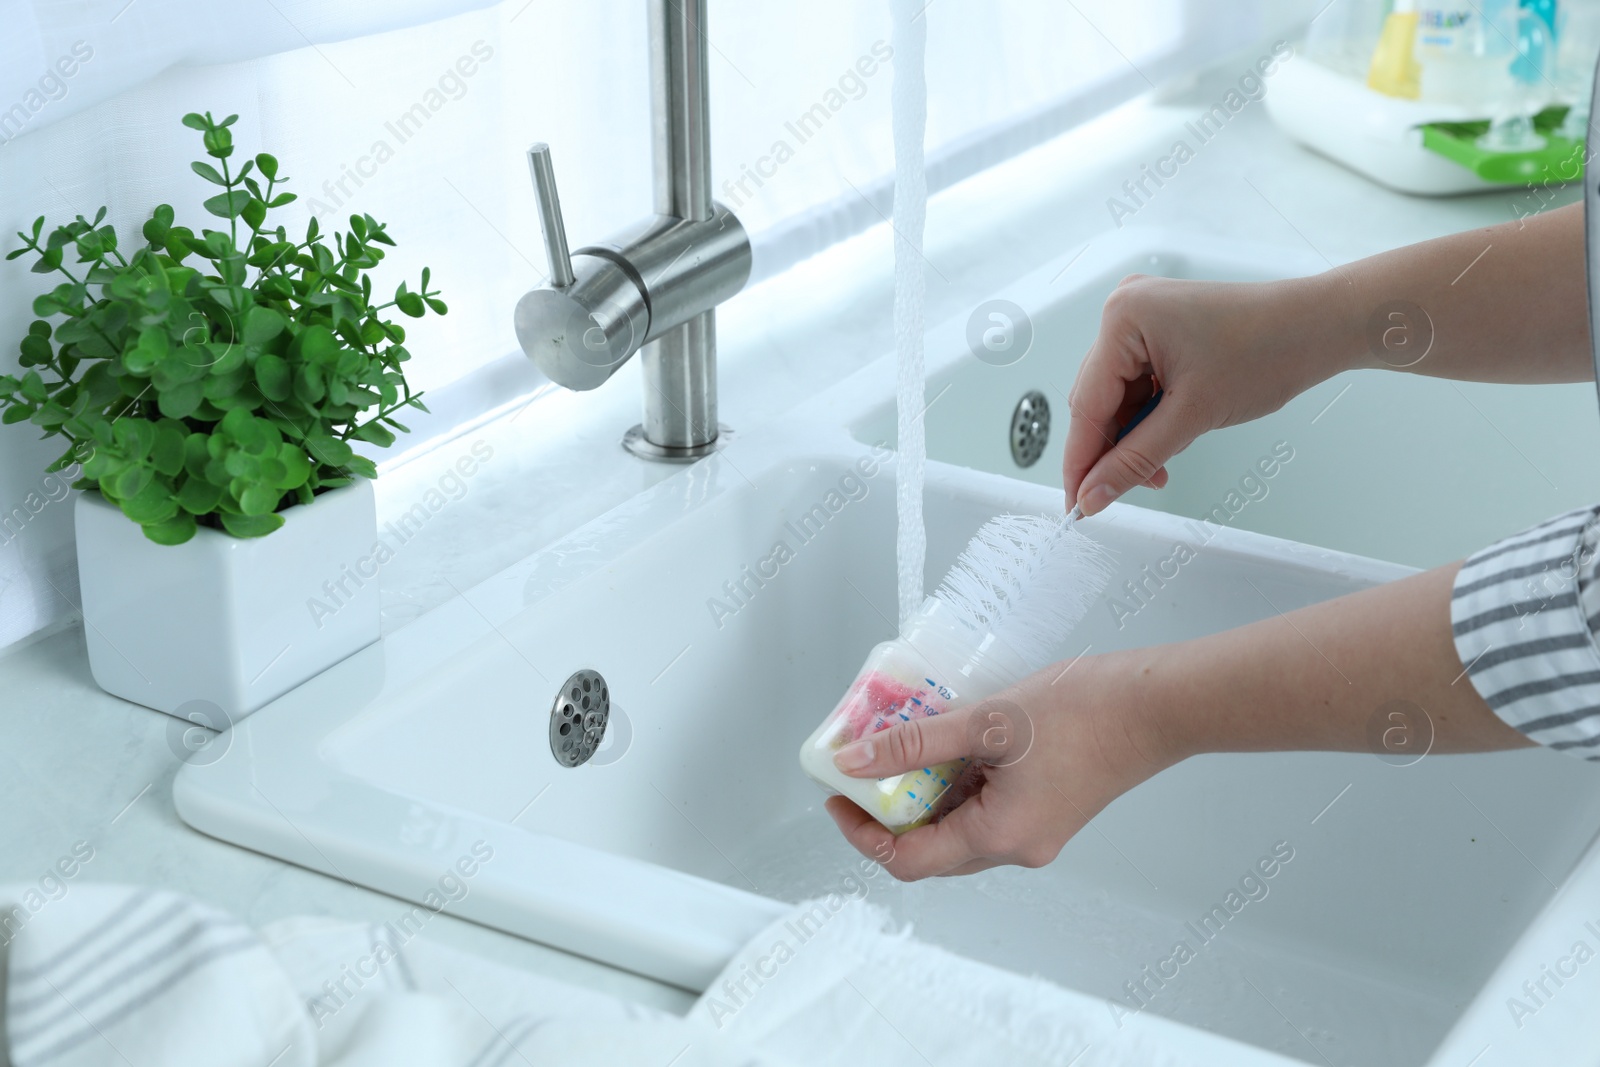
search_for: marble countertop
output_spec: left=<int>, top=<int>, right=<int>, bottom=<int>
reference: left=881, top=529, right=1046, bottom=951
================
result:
left=0, top=54, right=1565, bottom=1010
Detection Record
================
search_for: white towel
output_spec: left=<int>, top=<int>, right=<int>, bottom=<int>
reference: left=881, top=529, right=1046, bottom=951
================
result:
left=0, top=884, right=781, bottom=1067
left=687, top=897, right=1194, bottom=1067
left=2, top=882, right=1242, bottom=1067
left=1, top=886, right=313, bottom=1067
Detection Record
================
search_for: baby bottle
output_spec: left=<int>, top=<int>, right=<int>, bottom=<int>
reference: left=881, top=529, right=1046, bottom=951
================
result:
left=798, top=596, right=1032, bottom=834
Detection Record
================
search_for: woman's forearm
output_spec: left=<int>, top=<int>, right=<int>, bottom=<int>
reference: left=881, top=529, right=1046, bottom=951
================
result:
left=1302, top=201, right=1590, bottom=385
left=1130, top=564, right=1535, bottom=762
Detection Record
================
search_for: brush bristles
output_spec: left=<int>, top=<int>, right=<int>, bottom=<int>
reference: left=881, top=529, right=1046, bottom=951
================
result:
left=932, top=514, right=1116, bottom=671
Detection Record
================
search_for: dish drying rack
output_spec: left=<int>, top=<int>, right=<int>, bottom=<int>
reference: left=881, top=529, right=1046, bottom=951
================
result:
left=1265, top=55, right=1584, bottom=196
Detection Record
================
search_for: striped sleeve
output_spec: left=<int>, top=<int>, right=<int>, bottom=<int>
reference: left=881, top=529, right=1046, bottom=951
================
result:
left=1452, top=505, right=1600, bottom=758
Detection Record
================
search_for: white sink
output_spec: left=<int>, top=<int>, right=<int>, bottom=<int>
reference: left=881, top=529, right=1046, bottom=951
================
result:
left=176, top=230, right=1600, bottom=1066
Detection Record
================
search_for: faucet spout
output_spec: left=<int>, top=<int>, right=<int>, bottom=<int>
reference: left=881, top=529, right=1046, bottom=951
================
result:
left=513, top=0, right=751, bottom=461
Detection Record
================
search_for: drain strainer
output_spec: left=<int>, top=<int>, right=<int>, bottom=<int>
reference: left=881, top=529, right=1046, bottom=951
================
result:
left=550, top=669, right=610, bottom=767
left=1010, top=390, right=1050, bottom=468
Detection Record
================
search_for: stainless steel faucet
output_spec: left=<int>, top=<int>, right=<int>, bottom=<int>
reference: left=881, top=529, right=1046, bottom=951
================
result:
left=514, top=0, right=751, bottom=461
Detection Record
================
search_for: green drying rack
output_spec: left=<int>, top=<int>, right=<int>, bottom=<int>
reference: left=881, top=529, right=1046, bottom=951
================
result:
left=1420, top=105, right=1585, bottom=185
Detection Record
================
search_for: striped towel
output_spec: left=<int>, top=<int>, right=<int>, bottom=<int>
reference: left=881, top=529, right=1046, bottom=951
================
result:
left=2, top=886, right=311, bottom=1066
left=1452, top=505, right=1600, bottom=756
left=0, top=884, right=778, bottom=1067
left=2, top=884, right=1294, bottom=1066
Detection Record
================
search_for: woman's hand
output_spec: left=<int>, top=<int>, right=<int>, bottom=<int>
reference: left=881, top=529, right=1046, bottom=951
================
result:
left=1066, top=201, right=1595, bottom=517
left=1063, top=274, right=1352, bottom=516
left=824, top=654, right=1178, bottom=880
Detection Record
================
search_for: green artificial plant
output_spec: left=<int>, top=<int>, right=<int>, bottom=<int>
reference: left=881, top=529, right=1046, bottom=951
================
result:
left=0, top=110, right=444, bottom=545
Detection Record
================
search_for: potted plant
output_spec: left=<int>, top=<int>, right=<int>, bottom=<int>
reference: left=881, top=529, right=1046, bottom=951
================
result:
left=0, top=110, right=444, bottom=723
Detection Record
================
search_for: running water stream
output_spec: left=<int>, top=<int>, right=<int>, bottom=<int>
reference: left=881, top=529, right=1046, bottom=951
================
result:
left=891, top=0, right=929, bottom=629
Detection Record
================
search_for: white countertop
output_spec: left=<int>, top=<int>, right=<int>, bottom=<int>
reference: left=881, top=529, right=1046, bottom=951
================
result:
left=0, top=51, right=1569, bottom=1010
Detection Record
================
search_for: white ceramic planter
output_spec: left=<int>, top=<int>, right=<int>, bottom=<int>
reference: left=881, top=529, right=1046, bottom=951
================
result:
left=74, top=481, right=380, bottom=725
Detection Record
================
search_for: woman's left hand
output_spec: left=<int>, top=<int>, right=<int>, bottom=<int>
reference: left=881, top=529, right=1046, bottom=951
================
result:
left=824, top=653, right=1176, bottom=880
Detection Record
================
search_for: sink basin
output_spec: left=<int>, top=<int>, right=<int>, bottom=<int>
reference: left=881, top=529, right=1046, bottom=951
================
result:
left=177, top=229, right=1600, bottom=1066
left=176, top=440, right=1600, bottom=1066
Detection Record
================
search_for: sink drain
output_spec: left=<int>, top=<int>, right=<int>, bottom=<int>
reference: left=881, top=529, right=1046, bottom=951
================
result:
left=1010, top=390, right=1050, bottom=468
left=550, top=669, right=610, bottom=767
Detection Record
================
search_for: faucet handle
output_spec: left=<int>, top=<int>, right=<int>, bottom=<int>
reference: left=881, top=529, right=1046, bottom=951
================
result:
left=526, top=143, right=575, bottom=288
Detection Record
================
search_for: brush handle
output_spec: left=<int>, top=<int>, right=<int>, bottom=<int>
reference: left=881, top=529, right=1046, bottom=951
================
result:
left=1117, top=388, right=1162, bottom=442
left=1067, top=388, right=1164, bottom=523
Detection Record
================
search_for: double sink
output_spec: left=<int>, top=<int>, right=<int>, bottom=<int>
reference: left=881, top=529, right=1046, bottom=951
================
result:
left=175, top=229, right=1600, bottom=1066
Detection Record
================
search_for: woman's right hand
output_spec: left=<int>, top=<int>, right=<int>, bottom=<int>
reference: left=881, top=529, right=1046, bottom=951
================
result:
left=1063, top=273, right=1351, bottom=515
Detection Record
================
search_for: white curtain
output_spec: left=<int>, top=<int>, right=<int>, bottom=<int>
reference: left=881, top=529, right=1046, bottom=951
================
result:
left=0, top=0, right=1314, bottom=653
